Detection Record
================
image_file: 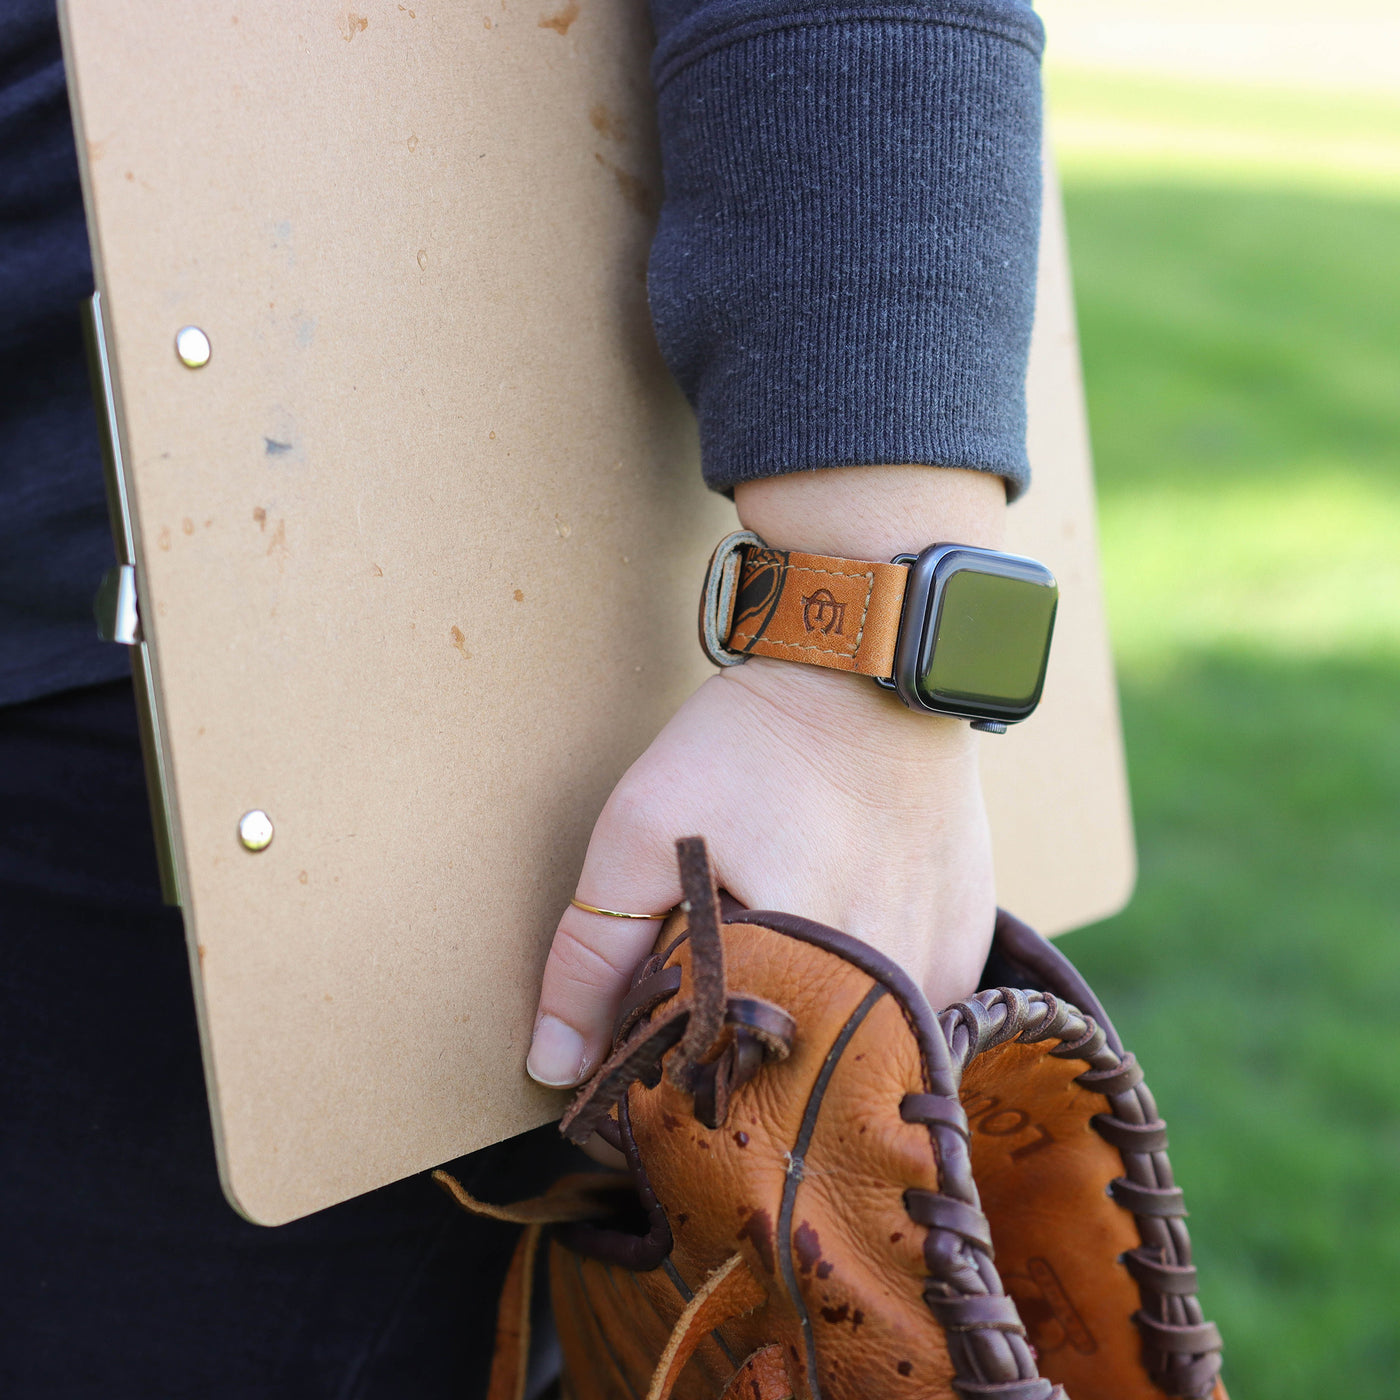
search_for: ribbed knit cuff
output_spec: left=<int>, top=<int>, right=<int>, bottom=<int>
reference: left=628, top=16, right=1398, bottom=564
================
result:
left=647, top=1, right=1044, bottom=499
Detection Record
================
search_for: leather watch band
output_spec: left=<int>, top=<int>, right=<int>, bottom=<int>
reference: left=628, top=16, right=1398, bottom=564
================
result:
left=718, top=542, right=909, bottom=679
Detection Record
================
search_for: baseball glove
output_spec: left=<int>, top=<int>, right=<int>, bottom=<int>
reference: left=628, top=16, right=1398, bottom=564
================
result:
left=438, top=838, right=1225, bottom=1400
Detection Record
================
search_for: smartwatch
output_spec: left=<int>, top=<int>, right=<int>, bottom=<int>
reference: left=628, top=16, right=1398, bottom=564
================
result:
left=699, top=531, right=1058, bottom=732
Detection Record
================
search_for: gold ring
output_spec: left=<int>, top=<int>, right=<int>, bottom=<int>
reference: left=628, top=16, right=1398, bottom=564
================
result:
left=570, top=897, right=675, bottom=921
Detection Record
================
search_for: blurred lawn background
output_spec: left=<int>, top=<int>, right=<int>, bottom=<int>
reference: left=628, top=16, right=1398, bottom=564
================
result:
left=1036, top=2, right=1400, bottom=1391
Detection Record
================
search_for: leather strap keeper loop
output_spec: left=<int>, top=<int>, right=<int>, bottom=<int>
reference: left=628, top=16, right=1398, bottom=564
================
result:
left=699, top=529, right=765, bottom=667
left=924, top=1291, right=1027, bottom=1333
left=1132, top=1314, right=1224, bottom=1355
left=1109, top=1177, right=1189, bottom=1218
left=1075, top=1052, right=1145, bottom=1097
left=1122, top=1247, right=1200, bottom=1296
left=1091, top=1113, right=1168, bottom=1153
left=904, top=1189, right=994, bottom=1252
left=724, top=996, right=796, bottom=1056
left=901, top=1093, right=971, bottom=1138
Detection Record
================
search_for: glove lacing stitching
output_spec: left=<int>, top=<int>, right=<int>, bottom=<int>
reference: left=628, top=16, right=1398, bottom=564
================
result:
left=898, top=979, right=1065, bottom=1400
left=567, top=840, right=1069, bottom=1400
left=932, top=989, right=1224, bottom=1400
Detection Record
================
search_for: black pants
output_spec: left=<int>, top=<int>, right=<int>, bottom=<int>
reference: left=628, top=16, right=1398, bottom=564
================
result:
left=0, top=680, right=573, bottom=1398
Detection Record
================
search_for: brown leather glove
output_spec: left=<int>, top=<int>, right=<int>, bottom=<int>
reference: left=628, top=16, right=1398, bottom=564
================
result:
left=440, top=838, right=1225, bottom=1400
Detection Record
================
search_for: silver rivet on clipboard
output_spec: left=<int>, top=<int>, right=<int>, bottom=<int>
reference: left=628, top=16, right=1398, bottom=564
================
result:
left=175, top=325, right=212, bottom=368
left=238, top=809, right=274, bottom=852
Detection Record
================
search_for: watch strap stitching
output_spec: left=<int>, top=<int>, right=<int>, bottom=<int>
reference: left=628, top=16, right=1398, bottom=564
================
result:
left=724, top=546, right=906, bottom=679
left=730, top=564, right=875, bottom=658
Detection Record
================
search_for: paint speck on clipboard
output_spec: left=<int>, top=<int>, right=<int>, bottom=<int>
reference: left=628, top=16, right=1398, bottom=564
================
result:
left=266, top=519, right=289, bottom=568
left=594, top=153, right=654, bottom=217
left=589, top=103, right=626, bottom=142
left=538, top=0, right=578, bottom=34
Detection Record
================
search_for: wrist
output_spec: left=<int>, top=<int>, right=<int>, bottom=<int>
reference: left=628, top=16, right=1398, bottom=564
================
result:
left=733, top=463, right=1006, bottom=560
left=720, top=652, right=980, bottom=780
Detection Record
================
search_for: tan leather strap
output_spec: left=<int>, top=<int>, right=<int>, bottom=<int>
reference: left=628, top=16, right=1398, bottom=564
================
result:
left=706, top=536, right=909, bottom=679
left=485, top=1222, right=543, bottom=1400
left=431, top=1168, right=633, bottom=1225
left=645, top=1252, right=767, bottom=1400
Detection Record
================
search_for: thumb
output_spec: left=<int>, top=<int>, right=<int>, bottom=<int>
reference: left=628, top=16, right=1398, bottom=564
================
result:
left=527, top=816, right=682, bottom=1088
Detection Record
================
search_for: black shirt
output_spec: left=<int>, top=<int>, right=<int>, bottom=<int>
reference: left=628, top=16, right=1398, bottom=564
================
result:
left=0, top=0, right=125, bottom=705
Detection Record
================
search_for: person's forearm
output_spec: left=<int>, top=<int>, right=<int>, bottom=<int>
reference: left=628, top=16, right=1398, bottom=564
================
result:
left=529, top=463, right=1004, bottom=1087
left=648, top=0, right=1045, bottom=501
left=527, top=1, right=1043, bottom=1090
left=734, top=463, right=1005, bottom=560
left=728, top=465, right=1000, bottom=775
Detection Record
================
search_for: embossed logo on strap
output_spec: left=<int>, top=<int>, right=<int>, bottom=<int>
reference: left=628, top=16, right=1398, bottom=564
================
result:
left=801, top=589, right=846, bottom=635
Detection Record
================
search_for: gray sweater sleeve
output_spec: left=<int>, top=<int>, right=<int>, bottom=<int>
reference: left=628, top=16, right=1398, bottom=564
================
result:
left=647, top=0, right=1044, bottom=499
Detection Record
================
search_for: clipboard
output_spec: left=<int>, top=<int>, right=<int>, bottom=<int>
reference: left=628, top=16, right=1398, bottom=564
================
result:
left=60, top=0, right=1134, bottom=1225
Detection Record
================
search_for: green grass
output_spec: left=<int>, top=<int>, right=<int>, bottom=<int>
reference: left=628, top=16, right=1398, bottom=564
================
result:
left=1050, top=76, right=1400, bottom=1397
left=1048, top=68, right=1400, bottom=195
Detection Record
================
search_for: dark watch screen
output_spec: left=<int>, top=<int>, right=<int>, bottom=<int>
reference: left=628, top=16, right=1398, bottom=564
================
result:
left=919, top=567, right=1057, bottom=710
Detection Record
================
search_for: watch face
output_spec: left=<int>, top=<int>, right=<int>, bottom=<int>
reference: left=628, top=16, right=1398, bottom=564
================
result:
left=913, top=554, right=1058, bottom=718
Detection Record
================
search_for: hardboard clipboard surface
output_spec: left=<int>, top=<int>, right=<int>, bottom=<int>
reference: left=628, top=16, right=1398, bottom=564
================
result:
left=61, top=1, right=1134, bottom=1225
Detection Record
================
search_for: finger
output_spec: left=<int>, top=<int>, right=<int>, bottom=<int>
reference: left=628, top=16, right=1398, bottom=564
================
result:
left=527, top=830, right=682, bottom=1089
left=580, top=1132, right=628, bottom=1169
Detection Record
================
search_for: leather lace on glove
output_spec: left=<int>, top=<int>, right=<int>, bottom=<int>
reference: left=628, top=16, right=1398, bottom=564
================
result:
left=439, top=838, right=1225, bottom=1400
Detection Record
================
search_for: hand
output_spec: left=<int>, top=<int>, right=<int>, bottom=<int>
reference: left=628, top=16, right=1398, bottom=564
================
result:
left=527, top=465, right=1006, bottom=1088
